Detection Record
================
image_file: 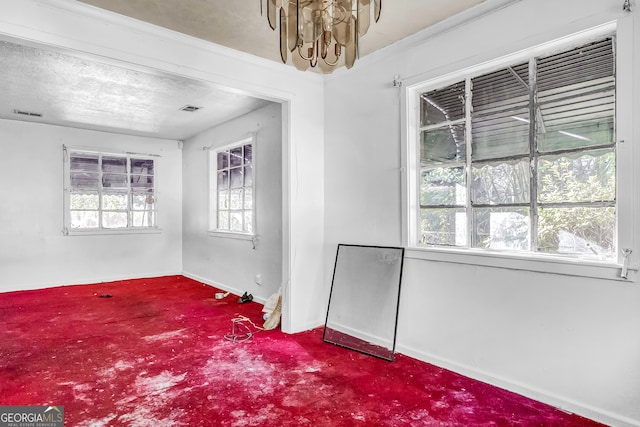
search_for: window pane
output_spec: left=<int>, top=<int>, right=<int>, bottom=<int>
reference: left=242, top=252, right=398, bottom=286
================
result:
left=131, top=174, right=154, bottom=189
left=472, top=63, right=528, bottom=111
left=132, top=211, right=156, bottom=227
left=244, top=165, right=253, bottom=187
left=244, top=188, right=253, bottom=210
left=419, top=208, right=466, bottom=246
left=244, top=211, right=253, bottom=233
left=244, top=144, right=253, bottom=164
left=473, top=207, right=530, bottom=251
left=218, top=191, right=229, bottom=210
left=217, top=170, right=229, bottom=189
left=130, top=158, right=154, bottom=175
left=420, top=81, right=465, bottom=127
left=471, top=112, right=529, bottom=160
left=218, top=211, right=229, bottom=230
left=472, top=159, right=530, bottom=205
left=230, top=211, right=243, bottom=232
left=230, top=189, right=243, bottom=210
left=217, top=152, right=228, bottom=170
left=420, top=167, right=466, bottom=206
left=537, top=38, right=615, bottom=153
left=538, top=149, right=615, bottom=204
left=102, top=211, right=128, bottom=228
left=102, top=156, right=127, bottom=173
left=102, top=193, right=128, bottom=210
left=230, top=167, right=243, bottom=188
left=70, top=192, right=99, bottom=210
left=538, top=207, right=615, bottom=259
left=103, top=173, right=127, bottom=189
left=70, top=172, right=99, bottom=189
left=70, top=153, right=98, bottom=172
left=230, top=147, right=243, bottom=167
left=420, top=124, right=465, bottom=164
left=70, top=211, right=98, bottom=229
left=132, top=192, right=155, bottom=210
left=471, top=63, right=530, bottom=160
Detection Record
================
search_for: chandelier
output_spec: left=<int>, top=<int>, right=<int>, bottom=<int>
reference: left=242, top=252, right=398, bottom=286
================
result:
left=264, top=0, right=381, bottom=73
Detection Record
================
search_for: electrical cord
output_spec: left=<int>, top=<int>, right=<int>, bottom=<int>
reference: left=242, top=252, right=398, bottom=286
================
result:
left=224, top=315, right=264, bottom=343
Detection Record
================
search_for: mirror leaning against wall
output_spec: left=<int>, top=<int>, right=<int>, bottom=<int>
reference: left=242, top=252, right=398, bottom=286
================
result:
left=323, top=244, right=405, bottom=361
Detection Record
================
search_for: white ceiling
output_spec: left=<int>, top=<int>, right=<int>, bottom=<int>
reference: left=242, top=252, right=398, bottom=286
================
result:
left=0, top=40, right=271, bottom=140
left=0, top=0, right=487, bottom=140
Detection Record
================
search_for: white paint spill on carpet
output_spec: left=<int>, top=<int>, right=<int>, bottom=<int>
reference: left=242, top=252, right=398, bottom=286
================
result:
left=142, top=329, right=187, bottom=342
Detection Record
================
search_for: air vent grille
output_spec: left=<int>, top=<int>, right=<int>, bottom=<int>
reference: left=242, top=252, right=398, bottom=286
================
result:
left=13, top=109, right=43, bottom=117
left=180, top=105, right=202, bottom=112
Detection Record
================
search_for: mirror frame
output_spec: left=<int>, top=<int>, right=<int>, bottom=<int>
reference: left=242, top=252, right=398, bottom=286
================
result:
left=323, top=244, right=405, bottom=361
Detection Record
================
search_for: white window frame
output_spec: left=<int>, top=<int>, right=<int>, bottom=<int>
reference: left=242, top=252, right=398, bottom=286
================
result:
left=402, top=22, right=636, bottom=281
left=208, top=136, right=256, bottom=241
left=63, top=146, right=160, bottom=235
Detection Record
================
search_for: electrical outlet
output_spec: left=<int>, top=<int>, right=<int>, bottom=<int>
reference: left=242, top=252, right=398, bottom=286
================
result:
left=255, top=274, right=262, bottom=286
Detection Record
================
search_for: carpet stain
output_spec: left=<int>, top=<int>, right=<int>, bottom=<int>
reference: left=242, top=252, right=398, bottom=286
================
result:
left=142, top=329, right=187, bottom=343
left=134, top=370, right=187, bottom=397
left=75, top=413, right=117, bottom=427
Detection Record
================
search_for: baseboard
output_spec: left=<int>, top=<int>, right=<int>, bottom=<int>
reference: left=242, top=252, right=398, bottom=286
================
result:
left=0, top=271, right=183, bottom=293
left=325, top=320, right=393, bottom=349
left=396, top=343, right=640, bottom=427
left=181, top=271, right=267, bottom=305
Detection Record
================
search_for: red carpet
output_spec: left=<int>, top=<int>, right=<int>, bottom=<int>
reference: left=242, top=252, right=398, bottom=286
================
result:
left=0, top=276, right=605, bottom=426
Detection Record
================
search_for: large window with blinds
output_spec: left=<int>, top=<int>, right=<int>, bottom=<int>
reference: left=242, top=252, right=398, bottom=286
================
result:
left=415, top=36, right=616, bottom=261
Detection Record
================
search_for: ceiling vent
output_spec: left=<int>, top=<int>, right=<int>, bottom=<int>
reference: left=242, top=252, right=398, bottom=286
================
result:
left=13, top=109, right=43, bottom=117
left=180, top=105, right=202, bottom=112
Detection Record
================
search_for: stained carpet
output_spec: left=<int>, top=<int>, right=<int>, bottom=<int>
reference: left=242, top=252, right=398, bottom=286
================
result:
left=0, top=276, right=605, bottom=426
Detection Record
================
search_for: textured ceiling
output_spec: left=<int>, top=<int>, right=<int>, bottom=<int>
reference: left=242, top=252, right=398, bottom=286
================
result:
left=76, top=0, right=489, bottom=67
left=0, top=40, right=271, bottom=140
left=0, top=0, right=488, bottom=140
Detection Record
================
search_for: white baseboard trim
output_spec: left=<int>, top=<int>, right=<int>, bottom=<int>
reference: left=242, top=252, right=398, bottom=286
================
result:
left=1, top=271, right=183, bottom=293
left=396, top=343, right=640, bottom=427
left=325, top=320, right=393, bottom=349
left=286, top=319, right=325, bottom=334
left=181, top=271, right=267, bottom=305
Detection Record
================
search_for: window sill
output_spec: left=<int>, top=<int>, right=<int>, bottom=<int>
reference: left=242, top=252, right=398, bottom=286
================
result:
left=405, top=247, right=637, bottom=283
left=207, top=230, right=255, bottom=241
left=64, top=228, right=162, bottom=236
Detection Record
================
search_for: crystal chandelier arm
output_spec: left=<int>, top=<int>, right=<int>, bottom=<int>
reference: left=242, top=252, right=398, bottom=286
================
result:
left=358, top=0, right=371, bottom=36
left=345, top=15, right=357, bottom=68
left=267, top=0, right=277, bottom=30
left=279, top=8, right=288, bottom=63
left=287, top=1, right=298, bottom=52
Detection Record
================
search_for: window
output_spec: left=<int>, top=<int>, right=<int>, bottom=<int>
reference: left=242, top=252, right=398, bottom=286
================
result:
left=412, top=36, right=616, bottom=261
left=64, top=147, right=157, bottom=232
left=210, top=138, right=254, bottom=235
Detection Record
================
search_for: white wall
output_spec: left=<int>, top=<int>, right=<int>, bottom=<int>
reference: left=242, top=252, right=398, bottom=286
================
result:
left=0, top=119, right=182, bottom=291
left=0, top=0, right=326, bottom=333
left=182, top=103, right=282, bottom=301
left=324, top=0, right=640, bottom=426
